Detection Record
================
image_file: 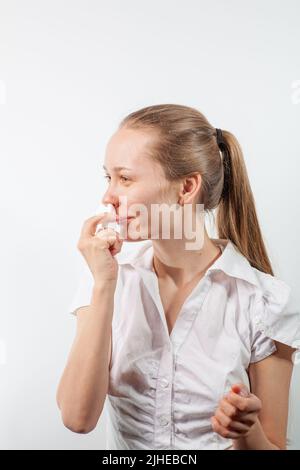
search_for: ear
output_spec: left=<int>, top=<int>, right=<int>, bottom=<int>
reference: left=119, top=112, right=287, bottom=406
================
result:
left=178, top=174, right=202, bottom=205
left=177, top=183, right=185, bottom=206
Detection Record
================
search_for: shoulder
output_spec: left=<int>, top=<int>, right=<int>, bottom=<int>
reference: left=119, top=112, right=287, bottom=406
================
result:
left=216, top=240, right=299, bottom=351
left=218, top=239, right=292, bottom=315
left=244, top=268, right=299, bottom=351
left=251, top=267, right=291, bottom=302
left=248, top=267, right=292, bottom=323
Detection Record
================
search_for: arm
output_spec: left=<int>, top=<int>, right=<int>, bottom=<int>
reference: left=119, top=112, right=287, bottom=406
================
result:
left=233, top=341, right=296, bottom=450
left=56, top=282, right=115, bottom=434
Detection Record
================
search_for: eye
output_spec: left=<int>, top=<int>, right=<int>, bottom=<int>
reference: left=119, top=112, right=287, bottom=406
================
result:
left=103, top=174, right=130, bottom=183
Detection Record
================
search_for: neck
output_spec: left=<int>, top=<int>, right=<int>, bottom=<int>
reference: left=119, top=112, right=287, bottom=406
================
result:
left=151, top=229, right=223, bottom=286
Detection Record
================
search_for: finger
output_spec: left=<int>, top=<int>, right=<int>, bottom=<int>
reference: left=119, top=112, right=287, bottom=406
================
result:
left=226, top=391, right=258, bottom=413
left=95, top=227, right=117, bottom=247
left=231, top=383, right=248, bottom=397
left=110, top=237, right=123, bottom=256
left=214, top=408, right=247, bottom=433
left=211, top=416, right=241, bottom=440
left=215, top=408, right=233, bottom=428
left=80, top=213, right=116, bottom=238
left=95, top=227, right=124, bottom=255
left=237, top=412, right=258, bottom=427
left=220, top=398, right=238, bottom=419
left=227, top=419, right=251, bottom=434
left=95, top=227, right=117, bottom=239
left=106, top=230, right=124, bottom=256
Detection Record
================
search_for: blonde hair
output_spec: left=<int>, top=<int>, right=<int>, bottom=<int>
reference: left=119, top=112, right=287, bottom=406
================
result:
left=119, top=103, right=274, bottom=275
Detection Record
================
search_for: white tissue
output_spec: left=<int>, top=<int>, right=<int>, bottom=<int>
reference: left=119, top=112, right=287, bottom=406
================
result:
left=94, top=203, right=121, bottom=234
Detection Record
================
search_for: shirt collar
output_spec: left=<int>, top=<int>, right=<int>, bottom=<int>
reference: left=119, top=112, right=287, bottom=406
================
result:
left=116, top=238, right=261, bottom=289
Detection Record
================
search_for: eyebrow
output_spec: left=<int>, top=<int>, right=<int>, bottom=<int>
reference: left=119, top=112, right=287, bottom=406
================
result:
left=102, top=165, right=133, bottom=172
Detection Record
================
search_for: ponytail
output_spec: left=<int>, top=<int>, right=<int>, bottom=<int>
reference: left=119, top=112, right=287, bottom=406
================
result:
left=216, top=130, right=274, bottom=275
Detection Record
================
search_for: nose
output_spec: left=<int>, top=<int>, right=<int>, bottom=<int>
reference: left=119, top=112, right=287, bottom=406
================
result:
left=101, top=187, right=120, bottom=209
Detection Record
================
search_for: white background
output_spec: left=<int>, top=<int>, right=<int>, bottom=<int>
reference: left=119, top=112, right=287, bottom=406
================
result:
left=0, top=0, right=299, bottom=449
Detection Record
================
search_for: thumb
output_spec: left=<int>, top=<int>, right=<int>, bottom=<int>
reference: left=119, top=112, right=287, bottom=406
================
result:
left=231, top=383, right=250, bottom=397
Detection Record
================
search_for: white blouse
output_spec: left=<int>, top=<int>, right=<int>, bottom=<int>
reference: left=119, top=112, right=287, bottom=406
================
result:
left=68, top=238, right=300, bottom=450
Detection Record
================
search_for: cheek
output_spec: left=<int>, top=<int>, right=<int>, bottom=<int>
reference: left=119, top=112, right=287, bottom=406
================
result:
left=126, top=185, right=163, bottom=213
left=124, top=183, right=178, bottom=238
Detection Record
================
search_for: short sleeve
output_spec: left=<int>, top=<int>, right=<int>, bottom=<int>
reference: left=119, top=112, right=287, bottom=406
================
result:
left=249, top=274, right=300, bottom=363
left=67, top=261, right=94, bottom=316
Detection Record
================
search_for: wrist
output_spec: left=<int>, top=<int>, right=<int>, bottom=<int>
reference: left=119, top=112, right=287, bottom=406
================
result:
left=92, top=281, right=116, bottom=300
left=233, top=417, right=279, bottom=450
left=93, top=280, right=116, bottom=291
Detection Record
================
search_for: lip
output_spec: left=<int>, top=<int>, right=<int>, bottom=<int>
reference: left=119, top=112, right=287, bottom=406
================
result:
left=116, top=215, right=134, bottom=223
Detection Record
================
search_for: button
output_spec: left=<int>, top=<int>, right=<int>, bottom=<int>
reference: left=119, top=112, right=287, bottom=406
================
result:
left=160, top=378, right=169, bottom=388
left=158, top=416, right=169, bottom=426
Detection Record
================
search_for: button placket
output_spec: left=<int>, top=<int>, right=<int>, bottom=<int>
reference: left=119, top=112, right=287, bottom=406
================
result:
left=154, top=345, right=173, bottom=449
left=171, top=277, right=212, bottom=354
left=160, top=378, right=169, bottom=388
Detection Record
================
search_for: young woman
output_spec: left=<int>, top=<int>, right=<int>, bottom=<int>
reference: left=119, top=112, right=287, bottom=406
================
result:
left=57, top=104, right=299, bottom=450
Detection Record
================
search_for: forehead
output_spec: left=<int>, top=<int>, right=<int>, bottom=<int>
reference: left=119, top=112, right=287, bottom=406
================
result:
left=104, top=127, right=158, bottom=171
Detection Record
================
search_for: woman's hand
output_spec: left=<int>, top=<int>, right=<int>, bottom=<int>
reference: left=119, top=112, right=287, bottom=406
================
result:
left=77, top=212, right=123, bottom=285
left=210, top=383, right=262, bottom=439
